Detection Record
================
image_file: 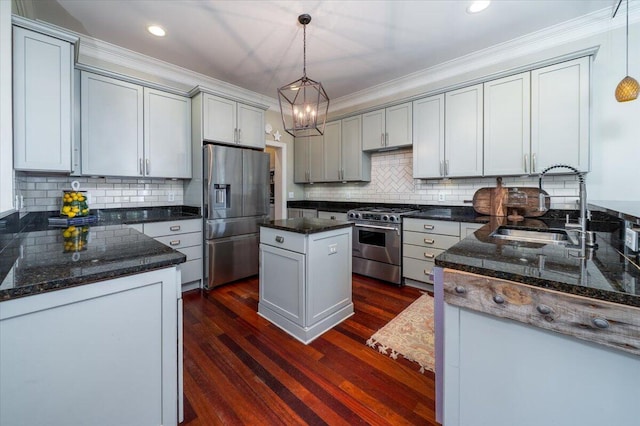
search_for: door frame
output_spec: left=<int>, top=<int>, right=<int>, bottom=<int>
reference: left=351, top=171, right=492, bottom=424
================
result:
left=265, top=140, right=287, bottom=220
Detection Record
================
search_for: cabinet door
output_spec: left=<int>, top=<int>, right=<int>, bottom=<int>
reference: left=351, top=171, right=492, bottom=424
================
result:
left=13, top=27, right=72, bottom=172
left=362, top=109, right=385, bottom=151
left=293, top=137, right=309, bottom=183
left=308, top=136, right=325, bottom=182
left=144, top=88, right=191, bottom=178
left=202, top=94, right=236, bottom=145
left=341, top=115, right=369, bottom=181
left=237, top=103, right=265, bottom=149
left=413, top=95, right=445, bottom=179
left=323, top=121, right=342, bottom=181
left=445, top=84, right=483, bottom=177
left=484, top=72, right=531, bottom=176
left=81, top=72, right=144, bottom=177
left=531, top=57, right=590, bottom=173
left=385, top=102, right=412, bottom=149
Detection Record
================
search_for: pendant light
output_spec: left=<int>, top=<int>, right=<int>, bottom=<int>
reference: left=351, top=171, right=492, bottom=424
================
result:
left=615, top=0, right=639, bottom=102
left=278, top=14, right=329, bottom=137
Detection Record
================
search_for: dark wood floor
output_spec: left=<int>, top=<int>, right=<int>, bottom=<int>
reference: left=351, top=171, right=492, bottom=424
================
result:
left=181, top=274, right=438, bottom=425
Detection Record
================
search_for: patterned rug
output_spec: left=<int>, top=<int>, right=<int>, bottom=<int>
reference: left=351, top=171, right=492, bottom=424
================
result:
left=366, top=294, right=435, bottom=373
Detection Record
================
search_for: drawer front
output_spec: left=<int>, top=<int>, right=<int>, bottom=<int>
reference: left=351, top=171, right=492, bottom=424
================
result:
left=318, top=211, right=348, bottom=221
left=180, top=258, right=202, bottom=284
left=155, top=231, right=202, bottom=250
left=176, top=245, right=202, bottom=261
left=403, top=218, right=460, bottom=236
left=403, top=231, right=459, bottom=249
left=403, top=244, right=444, bottom=261
left=143, top=219, right=202, bottom=237
left=443, top=269, right=640, bottom=357
left=403, top=256, right=434, bottom=283
left=260, top=227, right=306, bottom=254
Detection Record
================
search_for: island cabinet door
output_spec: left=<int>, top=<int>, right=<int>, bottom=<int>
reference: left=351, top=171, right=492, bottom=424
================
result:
left=259, top=243, right=306, bottom=326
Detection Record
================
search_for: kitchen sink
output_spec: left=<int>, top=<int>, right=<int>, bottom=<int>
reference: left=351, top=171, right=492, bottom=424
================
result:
left=489, top=226, right=579, bottom=246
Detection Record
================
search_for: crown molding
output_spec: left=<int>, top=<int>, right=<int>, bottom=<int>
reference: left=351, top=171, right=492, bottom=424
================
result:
left=330, top=4, right=640, bottom=113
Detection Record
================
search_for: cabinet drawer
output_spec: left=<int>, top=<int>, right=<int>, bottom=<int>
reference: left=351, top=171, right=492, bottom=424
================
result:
left=143, top=219, right=202, bottom=237
left=175, top=245, right=202, bottom=261
left=403, top=231, right=459, bottom=250
left=318, top=211, right=348, bottom=221
left=403, top=257, right=434, bottom=283
left=443, top=269, right=640, bottom=357
left=180, top=258, right=202, bottom=284
left=155, top=231, right=202, bottom=249
left=403, top=244, right=444, bottom=261
left=403, top=218, right=460, bottom=236
left=260, top=227, right=306, bottom=254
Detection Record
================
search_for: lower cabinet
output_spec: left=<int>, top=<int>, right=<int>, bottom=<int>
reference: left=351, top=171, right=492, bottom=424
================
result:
left=317, top=210, right=348, bottom=221
left=135, top=218, right=203, bottom=291
left=258, top=225, right=354, bottom=344
left=0, top=267, right=182, bottom=426
left=287, top=208, right=317, bottom=218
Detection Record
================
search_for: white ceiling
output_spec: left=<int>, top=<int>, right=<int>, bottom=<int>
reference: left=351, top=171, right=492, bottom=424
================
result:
left=28, top=0, right=614, bottom=100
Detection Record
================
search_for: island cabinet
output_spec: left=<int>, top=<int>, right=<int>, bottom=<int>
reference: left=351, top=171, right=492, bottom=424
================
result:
left=202, top=93, right=264, bottom=149
left=258, top=219, right=354, bottom=344
left=439, top=268, right=640, bottom=426
left=0, top=267, right=183, bottom=426
left=362, top=102, right=412, bottom=151
left=81, top=72, right=191, bottom=178
left=12, top=22, right=76, bottom=172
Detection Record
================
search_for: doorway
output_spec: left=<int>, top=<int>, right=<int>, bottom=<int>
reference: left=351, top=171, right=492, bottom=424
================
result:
left=265, top=141, right=287, bottom=220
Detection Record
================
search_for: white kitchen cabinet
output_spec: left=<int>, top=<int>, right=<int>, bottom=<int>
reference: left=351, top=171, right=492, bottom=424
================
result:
left=362, top=102, right=412, bottom=151
left=81, top=72, right=191, bottom=178
left=341, top=115, right=371, bottom=181
left=531, top=56, right=590, bottom=173
left=139, top=218, right=203, bottom=291
left=294, top=136, right=324, bottom=183
left=445, top=84, right=483, bottom=177
left=202, top=93, right=265, bottom=149
left=13, top=25, right=74, bottom=172
left=0, top=267, right=181, bottom=426
left=413, top=94, right=445, bottom=179
left=483, top=72, right=531, bottom=176
left=258, top=225, right=354, bottom=343
left=323, top=120, right=342, bottom=181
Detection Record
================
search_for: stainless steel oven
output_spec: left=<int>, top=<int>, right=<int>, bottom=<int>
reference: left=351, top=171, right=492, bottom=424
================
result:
left=348, top=207, right=417, bottom=285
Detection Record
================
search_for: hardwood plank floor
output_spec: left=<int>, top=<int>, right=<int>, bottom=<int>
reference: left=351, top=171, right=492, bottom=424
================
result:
left=181, top=274, right=438, bottom=425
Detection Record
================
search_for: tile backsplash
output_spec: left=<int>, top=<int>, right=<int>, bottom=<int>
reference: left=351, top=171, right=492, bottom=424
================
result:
left=15, top=173, right=184, bottom=212
left=304, top=149, right=582, bottom=209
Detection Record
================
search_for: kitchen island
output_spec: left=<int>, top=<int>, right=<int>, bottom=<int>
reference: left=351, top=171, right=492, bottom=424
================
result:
left=0, top=208, right=195, bottom=426
left=259, top=218, right=354, bottom=344
left=433, top=216, right=640, bottom=426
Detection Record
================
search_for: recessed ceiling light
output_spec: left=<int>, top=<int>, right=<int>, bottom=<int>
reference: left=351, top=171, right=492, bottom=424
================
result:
left=147, top=25, right=166, bottom=37
left=467, top=1, right=491, bottom=14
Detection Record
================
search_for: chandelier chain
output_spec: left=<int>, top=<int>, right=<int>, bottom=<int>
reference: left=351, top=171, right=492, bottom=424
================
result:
left=626, top=0, right=629, bottom=75
left=303, top=23, right=307, bottom=78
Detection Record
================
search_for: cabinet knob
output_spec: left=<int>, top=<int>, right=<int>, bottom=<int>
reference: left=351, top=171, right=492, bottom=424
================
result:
left=169, top=240, right=180, bottom=246
left=592, top=318, right=610, bottom=329
left=275, top=236, right=284, bottom=243
left=492, top=294, right=505, bottom=304
left=331, top=216, right=336, bottom=220
left=170, top=225, right=181, bottom=231
left=424, top=224, right=435, bottom=230
left=424, top=238, right=435, bottom=244
left=536, top=304, right=552, bottom=315
left=454, top=286, right=466, bottom=294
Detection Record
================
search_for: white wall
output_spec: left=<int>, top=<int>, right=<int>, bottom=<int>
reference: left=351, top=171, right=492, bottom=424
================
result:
left=0, top=0, right=14, bottom=216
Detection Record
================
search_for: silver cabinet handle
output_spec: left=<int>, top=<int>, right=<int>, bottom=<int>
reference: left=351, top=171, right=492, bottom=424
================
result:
left=275, top=236, right=284, bottom=243
left=238, top=128, right=241, bottom=143
left=146, top=158, right=150, bottom=175
left=439, top=160, right=444, bottom=176
left=139, top=158, right=144, bottom=175
left=385, top=132, right=389, bottom=146
left=423, top=224, right=435, bottom=230
left=592, top=318, right=610, bottom=329
left=492, top=294, right=505, bottom=304
left=524, top=154, right=529, bottom=173
left=423, top=238, right=435, bottom=244
left=234, top=128, right=238, bottom=143
left=169, top=240, right=180, bottom=246
left=380, top=133, right=384, bottom=147
left=170, top=225, right=181, bottom=231
left=445, top=160, right=449, bottom=176
left=454, top=286, right=466, bottom=294
left=536, top=304, right=552, bottom=315
left=423, top=252, right=434, bottom=259
left=532, top=153, right=537, bottom=173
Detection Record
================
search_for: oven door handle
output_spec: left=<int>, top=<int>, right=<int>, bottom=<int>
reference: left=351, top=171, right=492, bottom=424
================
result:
left=354, top=223, right=400, bottom=235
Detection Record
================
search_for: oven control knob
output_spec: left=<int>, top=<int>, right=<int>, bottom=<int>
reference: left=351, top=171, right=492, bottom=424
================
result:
left=388, top=216, right=397, bottom=222
left=355, top=213, right=361, bottom=219
left=382, top=215, right=389, bottom=221
left=348, top=212, right=355, bottom=219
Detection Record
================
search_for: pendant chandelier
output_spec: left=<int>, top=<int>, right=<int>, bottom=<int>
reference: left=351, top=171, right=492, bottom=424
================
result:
left=615, top=0, right=639, bottom=102
left=278, top=14, right=329, bottom=137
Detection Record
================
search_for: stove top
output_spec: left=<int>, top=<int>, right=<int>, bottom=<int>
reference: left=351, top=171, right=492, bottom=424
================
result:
left=347, top=206, right=418, bottom=223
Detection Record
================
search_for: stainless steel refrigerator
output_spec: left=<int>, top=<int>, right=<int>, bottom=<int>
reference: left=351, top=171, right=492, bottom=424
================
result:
left=204, top=144, right=269, bottom=289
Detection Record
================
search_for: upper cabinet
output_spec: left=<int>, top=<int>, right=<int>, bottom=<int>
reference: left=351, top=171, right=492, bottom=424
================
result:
left=531, top=57, right=590, bottom=173
left=13, top=25, right=74, bottom=172
left=341, top=116, right=371, bottom=182
left=322, top=121, right=342, bottom=181
left=81, top=72, right=191, bottom=178
left=202, top=94, right=264, bottom=149
left=362, top=102, right=412, bottom=151
left=483, top=72, right=531, bottom=176
left=294, top=136, right=324, bottom=183
left=413, top=95, right=445, bottom=179
left=444, top=84, right=483, bottom=177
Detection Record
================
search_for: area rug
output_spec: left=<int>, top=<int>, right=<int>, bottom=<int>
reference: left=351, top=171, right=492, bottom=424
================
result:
left=366, top=294, right=435, bottom=373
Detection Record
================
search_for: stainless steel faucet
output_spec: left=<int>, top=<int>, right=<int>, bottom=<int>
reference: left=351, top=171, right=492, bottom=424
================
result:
left=538, top=164, right=590, bottom=242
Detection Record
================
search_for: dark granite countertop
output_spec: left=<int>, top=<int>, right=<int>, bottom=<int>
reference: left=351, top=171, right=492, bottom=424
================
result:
left=0, top=206, right=200, bottom=302
left=435, top=216, right=640, bottom=308
left=262, top=218, right=353, bottom=235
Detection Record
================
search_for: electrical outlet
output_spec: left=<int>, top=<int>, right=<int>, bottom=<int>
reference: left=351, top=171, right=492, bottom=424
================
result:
left=625, top=227, right=639, bottom=252
left=86, top=192, right=92, bottom=205
left=168, top=191, right=175, bottom=202
left=346, top=192, right=351, bottom=199
left=328, top=244, right=337, bottom=255
left=288, top=191, right=294, bottom=199
left=438, top=191, right=446, bottom=202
